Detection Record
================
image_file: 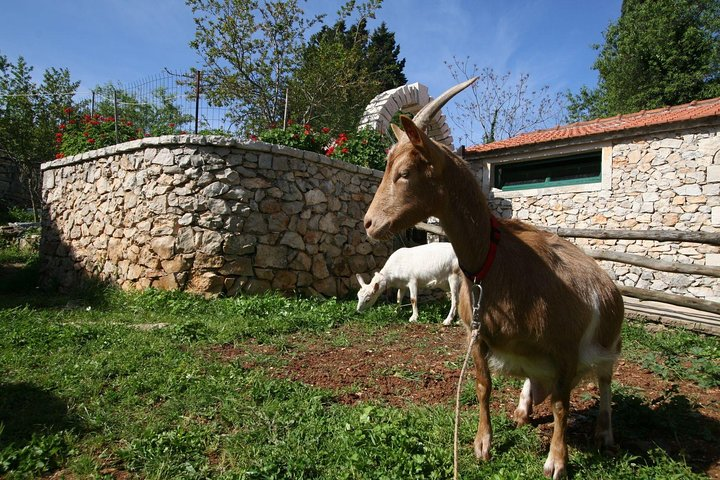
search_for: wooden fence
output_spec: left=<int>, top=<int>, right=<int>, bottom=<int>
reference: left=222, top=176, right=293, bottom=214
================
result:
left=415, top=222, right=720, bottom=334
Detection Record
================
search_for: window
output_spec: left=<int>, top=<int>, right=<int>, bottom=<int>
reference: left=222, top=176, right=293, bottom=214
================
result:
left=493, top=151, right=602, bottom=191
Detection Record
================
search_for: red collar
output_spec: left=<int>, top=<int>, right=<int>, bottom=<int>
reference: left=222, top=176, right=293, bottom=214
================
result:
left=461, top=216, right=501, bottom=283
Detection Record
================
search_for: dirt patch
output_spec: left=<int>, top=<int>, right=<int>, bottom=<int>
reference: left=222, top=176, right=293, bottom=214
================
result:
left=211, top=321, right=720, bottom=477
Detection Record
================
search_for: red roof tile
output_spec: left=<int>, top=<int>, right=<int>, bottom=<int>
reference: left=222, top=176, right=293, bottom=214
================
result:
left=467, top=96, right=720, bottom=154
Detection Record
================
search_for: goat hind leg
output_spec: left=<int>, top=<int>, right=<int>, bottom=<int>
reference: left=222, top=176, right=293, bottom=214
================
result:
left=443, top=274, right=460, bottom=326
left=472, top=340, right=493, bottom=461
left=594, top=364, right=614, bottom=448
left=408, top=280, right=419, bottom=322
left=513, top=378, right=533, bottom=425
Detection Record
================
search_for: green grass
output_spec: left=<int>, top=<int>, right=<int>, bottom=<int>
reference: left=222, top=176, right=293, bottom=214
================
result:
left=0, top=253, right=716, bottom=478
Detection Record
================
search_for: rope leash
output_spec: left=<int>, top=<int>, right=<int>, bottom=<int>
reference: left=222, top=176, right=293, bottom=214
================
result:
left=453, top=283, right=484, bottom=480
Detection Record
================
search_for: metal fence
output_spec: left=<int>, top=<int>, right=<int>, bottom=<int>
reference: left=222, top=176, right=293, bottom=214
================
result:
left=83, top=70, right=232, bottom=135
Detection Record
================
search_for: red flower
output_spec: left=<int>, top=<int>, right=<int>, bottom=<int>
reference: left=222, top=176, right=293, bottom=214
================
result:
left=249, top=134, right=258, bottom=141
left=59, top=123, right=66, bottom=130
left=287, top=119, right=294, bottom=126
left=322, top=127, right=330, bottom=134
left=87, top=138, right=95, bottom=144
left=55, top=153, right=64, bottom=159
left=342, top=148, right=349, bottom=154
left=326, top=146, right=335, bottom=156
left=64, top=106, right=73, bottom=114
left=168, top=123, right=175, bottom=128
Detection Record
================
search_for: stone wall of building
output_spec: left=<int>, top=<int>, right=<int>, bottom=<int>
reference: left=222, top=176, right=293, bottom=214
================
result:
left=476, top=127, right=720, bottom=302
left=40, top=135, right=391, bottom=297
left=0, top=155, right=31, bottom=207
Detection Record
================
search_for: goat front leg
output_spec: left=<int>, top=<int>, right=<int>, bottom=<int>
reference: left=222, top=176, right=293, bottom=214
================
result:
left=407, top=279, right=419, bottom=322
left=544, top=381, right=571, bottom=479
left=472, top=340, right=493, bottom=461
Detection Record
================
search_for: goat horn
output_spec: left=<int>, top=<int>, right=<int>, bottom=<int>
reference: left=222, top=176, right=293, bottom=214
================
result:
left=412, top=77, right=479, bottom=130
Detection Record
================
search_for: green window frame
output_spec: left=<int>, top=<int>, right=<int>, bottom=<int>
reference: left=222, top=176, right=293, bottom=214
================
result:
left=493, top=151, right=602, bottom=191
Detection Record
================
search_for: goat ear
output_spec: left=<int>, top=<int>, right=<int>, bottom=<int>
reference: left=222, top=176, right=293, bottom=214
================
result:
left=400, top=115, right=427, bottom=148
left=390, top=123, right=406, bottom=142
left=400, top=115, right=446, bottom=174
left=372, top=282, right=380, bottom=293
left=355, top=273, right=367, bottom=287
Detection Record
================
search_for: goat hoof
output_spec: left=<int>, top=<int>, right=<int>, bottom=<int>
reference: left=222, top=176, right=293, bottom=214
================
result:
left=543, top=454, right=567, bottom=479
left=594, top=429, right=614, bottom=450
left=408, top=316, right=418, bottom=322
left=473, top=434, right=492, bottom=461
left=513, top=407, right=530, bottom=426
left=442, top=318, right=453, bottom=326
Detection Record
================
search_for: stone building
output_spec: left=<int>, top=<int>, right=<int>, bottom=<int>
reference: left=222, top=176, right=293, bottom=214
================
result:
left=464, top=97, right=720, bottom=302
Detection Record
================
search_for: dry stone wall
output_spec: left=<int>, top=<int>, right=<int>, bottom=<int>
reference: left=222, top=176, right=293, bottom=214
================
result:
left=477, top=127, right=720, bottom=302
left=40, top=135, right=392, bottom=297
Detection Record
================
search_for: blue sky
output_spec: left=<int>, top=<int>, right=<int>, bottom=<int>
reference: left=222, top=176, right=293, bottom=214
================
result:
left=1, top=0, right=622, bottom=139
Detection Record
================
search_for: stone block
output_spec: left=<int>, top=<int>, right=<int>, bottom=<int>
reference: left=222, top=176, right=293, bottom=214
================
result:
left=255, top=244, right=289, bottom=269
left=708, top=165, right=720, bottom=183
left=150, top=236, right=175, bottom=260
left=219, top=257, right=254, bottom=276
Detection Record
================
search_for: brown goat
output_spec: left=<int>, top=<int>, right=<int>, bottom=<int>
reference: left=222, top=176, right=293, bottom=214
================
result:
left=363, top=79, right=623, bottom=479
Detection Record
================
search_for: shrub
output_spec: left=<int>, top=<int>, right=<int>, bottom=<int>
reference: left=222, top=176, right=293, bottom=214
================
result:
left=326, top=127, right=390, bottom=170
left=257, top=123, right=390, bottom=171
left=55, top=107, right=143, bottom=158
left=55, top=107, right=191, bottom=158
left=257, top=122, right=331, bottom=155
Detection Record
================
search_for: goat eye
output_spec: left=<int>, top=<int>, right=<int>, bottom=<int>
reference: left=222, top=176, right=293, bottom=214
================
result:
left=395, top=170, right=410, bottom=181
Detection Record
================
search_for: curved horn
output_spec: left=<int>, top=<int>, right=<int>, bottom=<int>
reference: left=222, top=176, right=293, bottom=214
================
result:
left=412, top=76, right=479, bottom=130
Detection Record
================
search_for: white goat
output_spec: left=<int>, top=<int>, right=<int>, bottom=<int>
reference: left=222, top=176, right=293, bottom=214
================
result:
left=355, top=242, right=461, bottom=325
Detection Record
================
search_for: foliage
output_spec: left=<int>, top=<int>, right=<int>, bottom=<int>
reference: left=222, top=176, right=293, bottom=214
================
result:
left=445, top=56, right=565, bottom=145
left=567, top=0, right=720, bottom=121
left=90, top=83, right=194, bottom=136
left=289, top=7, right=406, bottom=134
left=257, top=121, right=331, bottom=154
left=55, top=85, right=194, bottom=157
left=187, top=0, right=404, bottom=135
left=326, top=126, right=391, bottom=170
left=187, top=0, right=320, bottom=134
left=0, top=205, right=35, bottom=224
left=257, top=122, right=390, bottom=170
left=0, top=54, right=80, bottom=216
left=56, top=108, right=143, bottom=157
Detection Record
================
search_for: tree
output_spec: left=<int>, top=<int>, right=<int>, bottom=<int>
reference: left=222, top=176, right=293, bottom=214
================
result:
left=366, top=22, right=406, bottom=91
left=567, top=0, right=720, bottom=121
left=186, top=0, right=404, bottom=135
left=289, top=4, right=406, bottom=134
left=445, top=56, right=564, bottom=145
left=90, top=83, right=193, bottom=135
left=0, top=56, right=79, bottom=217
left=187, top=0, right=320, bottom=134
